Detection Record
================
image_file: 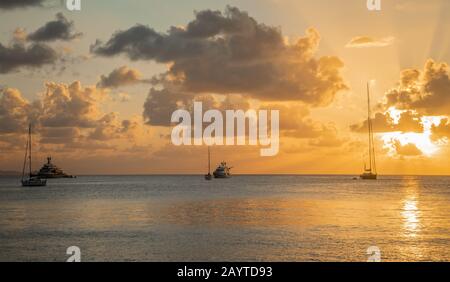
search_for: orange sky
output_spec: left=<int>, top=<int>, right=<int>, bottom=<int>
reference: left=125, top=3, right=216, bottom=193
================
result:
left=0, top=0, right=449, bottom=175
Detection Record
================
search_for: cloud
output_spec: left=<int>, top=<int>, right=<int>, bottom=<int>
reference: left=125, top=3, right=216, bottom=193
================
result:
left=38, top=81, right=142, bottom=145
left=0, top=42, right=57, bottom=73
left=143, top=88, right=193, bottom=126
left=383, top=59, right=450, bottom=116
left=144, top=87, right=257, bottom=126
left=393, top=140, right=422, bottom=156
left=97, top=66, right=144, bottom=88
left=345, top=36, right=394, bottom=48
left=92, top=6, right=347, bottom=104
left=27, top=13, right=82, bottom=42
left=348, top=59, right=450, bottom=161
left=0, top=88, right=31, bottom=133
left=350, top=110, right=423, bottom=133
left=40, top=127, right=82, bottom=144
left=88, top=113, right=139, bottom=141
left=308, top=124, right=345, bottom=147
left=0, top=81, right=143, bottom=151
left=142, top=90, right=344, bottom=148
left=0, top=0, right=44, bottom=9
left=143, top=88, right=250, bottom=126
left=268, top=103, right=343, bottom=145
left=431, top=118, right=450, bottom=141
left=40, top=81, right=104, bottom=128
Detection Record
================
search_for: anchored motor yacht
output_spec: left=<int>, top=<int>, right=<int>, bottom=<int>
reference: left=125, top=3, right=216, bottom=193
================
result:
left=32, top=157, right=75, bottom=179
left=213, top=161, right=232, bottom=178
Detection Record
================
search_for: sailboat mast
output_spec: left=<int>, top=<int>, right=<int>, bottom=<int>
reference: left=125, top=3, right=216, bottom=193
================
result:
left=367, top=83, right=372, bottom=172
left=21, top=136, right=29, bottom=181
left=28, top=124, right=32, bottom=177
left=370, top=104, right=377, bottom=175
left=366, top=82, right=378, bottom=174
left=208, top=146, right=211, bottom=174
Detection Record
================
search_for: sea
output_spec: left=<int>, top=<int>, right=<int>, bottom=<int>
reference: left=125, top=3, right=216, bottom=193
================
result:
left=0, top=175, right=449, bottom=262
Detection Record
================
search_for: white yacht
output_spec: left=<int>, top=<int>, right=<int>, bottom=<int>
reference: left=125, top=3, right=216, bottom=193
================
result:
left=213, top=161, right=232, bottom=178
left=32, top=156, right=74, bottom=178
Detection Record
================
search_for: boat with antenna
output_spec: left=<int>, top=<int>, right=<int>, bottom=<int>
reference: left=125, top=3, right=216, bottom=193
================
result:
left=360, top=82, right=378, bottom=180
left=213, top=161, right=232, bottom=178
left=21, top=124, right=47, bottom=187
left=204, top=146, right=212, bottom=180
left=31, top=156, right=75, bottom=178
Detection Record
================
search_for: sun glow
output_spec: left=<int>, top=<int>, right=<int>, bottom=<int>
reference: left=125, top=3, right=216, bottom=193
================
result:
left=386, top=107, right=404, bottom=124
left=381, top=131, right=438, bottom=156
left=380, top=110, right=445, bottom=157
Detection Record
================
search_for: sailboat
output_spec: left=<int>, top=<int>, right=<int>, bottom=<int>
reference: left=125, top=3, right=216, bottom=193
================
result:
left=360, top=82, right=378, bottom=180
left=21, top=124, right=47, bottom=187
left=204, top=146, right=212, bottom=180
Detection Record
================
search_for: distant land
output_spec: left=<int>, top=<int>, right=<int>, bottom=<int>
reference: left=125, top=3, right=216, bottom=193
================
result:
left=0, top=171, right=21, bottom=176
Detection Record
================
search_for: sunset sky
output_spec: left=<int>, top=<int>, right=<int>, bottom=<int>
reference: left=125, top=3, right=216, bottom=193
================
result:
left=0, top=0, right=449, bottom=175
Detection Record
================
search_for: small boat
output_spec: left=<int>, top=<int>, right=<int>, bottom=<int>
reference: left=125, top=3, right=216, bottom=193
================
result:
left=204, top=146, right=212, bottom=180
left=360, top=171, right=377, bottom=180
left=360, top=82, right=377, bottom=180
left=22, top=176, right=47, bottom=187
left=21, top=124, right=46, bottom=187
left=213, top=161, right=232, bottom=178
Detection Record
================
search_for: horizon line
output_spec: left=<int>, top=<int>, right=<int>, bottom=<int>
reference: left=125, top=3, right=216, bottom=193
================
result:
left=2, top=173, right=449, bottom=177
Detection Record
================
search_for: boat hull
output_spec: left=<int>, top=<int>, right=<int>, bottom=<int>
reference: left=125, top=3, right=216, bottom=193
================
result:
left=213, top=175, right=231, bottom=178
left=213, top=172, right=231, bottom=178
left=31, top=173, right=75, bottom=179
left=360, top=173, right=377, bottom=180
left=22, top=178, right=47, bottom=187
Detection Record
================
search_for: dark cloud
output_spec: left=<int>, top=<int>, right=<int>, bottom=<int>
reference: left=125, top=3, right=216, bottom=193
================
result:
left=143, top=88, right=193, bottom=126
left=143, top=87, right=255, bottom=127
left=142, top=88, right=344, bottom=146
left=350, top=111, right=423, bottom=133
left=28, top=13, right=82, bottom=42
left=92, top=6, right=347, bottom=104
left=97, top=66, right=143, bottom=88
left=0, top=0, right=44, bottom=9
left=383, top=60, right=450, bottom=116
left=0, top=42, right=57, bottom=73
left=40, top=127, right=82, bottom=144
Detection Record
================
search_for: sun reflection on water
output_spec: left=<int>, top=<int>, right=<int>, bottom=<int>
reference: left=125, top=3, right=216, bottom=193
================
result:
left=402, top=197, right=420, bottom=236
left=401, top=178, right=421, bottom=238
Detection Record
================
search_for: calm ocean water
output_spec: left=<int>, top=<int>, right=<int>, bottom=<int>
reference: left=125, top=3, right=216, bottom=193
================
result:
left=0, top=175, right=449, bottom=261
